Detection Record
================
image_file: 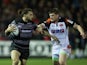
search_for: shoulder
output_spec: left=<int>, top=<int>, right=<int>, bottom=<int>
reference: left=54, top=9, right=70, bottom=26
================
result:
left=58, top=17, right=66, bottom=22
left=15, top=17, right=22, bottom=21
left=59, top=17, right=74, bottom=24
left=45, top=17, right=66, bottom=23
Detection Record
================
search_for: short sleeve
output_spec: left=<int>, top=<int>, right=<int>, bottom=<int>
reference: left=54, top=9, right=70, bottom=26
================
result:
left=65, top=18, right=75, bottom=27
left=44, top=18, right=51, bottom=29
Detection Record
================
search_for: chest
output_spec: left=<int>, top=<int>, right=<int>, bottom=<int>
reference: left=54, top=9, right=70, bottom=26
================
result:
left=49, top=22, right=67, bottom=33
left=49, top=22, right=66, bottom=30
left=17, top=22, right=35, bottom=30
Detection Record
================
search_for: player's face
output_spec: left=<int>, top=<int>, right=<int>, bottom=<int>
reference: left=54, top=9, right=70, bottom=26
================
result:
left=26, top=11, right=34, bottom=21
left=49, top=13, right=59, bottom=22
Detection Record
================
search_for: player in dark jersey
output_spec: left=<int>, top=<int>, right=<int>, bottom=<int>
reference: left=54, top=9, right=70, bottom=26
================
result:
left=5, top=8, right=40, bottom=65
left=38, top=8, right=86, bottom=65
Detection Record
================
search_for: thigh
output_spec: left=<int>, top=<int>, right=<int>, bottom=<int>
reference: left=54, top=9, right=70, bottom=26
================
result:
left=59, top=49, right=67, bottom=62
left=11, top=50, right=21, bottom=60
left=59, top=49, right=71, bottom=63
left=10, top=43, right=21, bottom=60
left=20, top=49, right=29, bottom=60
left=52, top=45, right=61, bottom=61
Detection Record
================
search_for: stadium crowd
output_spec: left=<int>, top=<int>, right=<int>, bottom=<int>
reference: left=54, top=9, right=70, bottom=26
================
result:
left=0, top=0, right=87, bottom=58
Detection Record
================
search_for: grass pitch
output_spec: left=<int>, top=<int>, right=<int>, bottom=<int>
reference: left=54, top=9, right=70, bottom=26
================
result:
left=0, top=58, right=87, bottom=65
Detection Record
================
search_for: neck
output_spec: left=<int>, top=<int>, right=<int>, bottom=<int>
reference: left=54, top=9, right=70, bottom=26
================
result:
left=54, top=18, right=59, bottom=23
left=56, top=16, right=60, bottom=22
left=22, top=17, right=28, bottom=22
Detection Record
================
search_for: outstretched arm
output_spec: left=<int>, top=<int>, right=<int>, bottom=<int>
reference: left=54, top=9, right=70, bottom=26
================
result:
left=36, top=24, right=60, bottom=43
left=42, top=30, right=60, bottom=43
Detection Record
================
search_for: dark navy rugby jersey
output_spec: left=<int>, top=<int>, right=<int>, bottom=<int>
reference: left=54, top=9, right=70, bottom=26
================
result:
left=8, top=17, right=37, bottom=48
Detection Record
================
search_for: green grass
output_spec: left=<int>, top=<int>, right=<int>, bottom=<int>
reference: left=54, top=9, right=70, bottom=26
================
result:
left=0, top=58, right=87, bottom=65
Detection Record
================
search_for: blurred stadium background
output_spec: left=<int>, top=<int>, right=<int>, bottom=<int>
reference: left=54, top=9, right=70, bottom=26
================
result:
left=0, top=0, right=87, bottom=65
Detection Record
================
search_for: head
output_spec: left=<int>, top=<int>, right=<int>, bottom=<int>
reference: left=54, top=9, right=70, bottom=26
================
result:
left=18, top=8, right=34, bottom=21
left=48, top=8, right=59, bottom=22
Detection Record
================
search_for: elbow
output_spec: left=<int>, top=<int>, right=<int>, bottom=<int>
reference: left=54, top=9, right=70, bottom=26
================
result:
left=76, top=25, right=81, bottom=30
left=73, top=23, right=80, bottom=29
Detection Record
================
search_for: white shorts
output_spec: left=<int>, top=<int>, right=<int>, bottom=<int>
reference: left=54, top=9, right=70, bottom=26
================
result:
left=52, top=44, right=71, bottom=61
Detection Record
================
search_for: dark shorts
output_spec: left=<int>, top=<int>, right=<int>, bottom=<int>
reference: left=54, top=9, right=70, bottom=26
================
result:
left=10, top=43, right=29, bottom=60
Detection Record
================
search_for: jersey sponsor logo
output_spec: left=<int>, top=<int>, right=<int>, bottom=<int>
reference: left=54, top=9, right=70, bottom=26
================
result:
left=51, top=29, right=64, bottom=33
left=59, top=24, right=63, bottom=26
left=18, top=25, right=22, bottom=28
left=21, top=30, right=32, bottom=32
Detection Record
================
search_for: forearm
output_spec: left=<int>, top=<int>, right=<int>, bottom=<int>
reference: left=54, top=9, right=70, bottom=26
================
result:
left=42, top=31, right=51, bottom=37
left=76, top=25, right=84, bottom=35
left=73, top=23, right=84, bottom=35
left=43, top=30, right=60, bottom=42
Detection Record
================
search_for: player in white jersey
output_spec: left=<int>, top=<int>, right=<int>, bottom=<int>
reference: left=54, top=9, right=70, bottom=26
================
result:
left=38, top=8, right=86, bottom=65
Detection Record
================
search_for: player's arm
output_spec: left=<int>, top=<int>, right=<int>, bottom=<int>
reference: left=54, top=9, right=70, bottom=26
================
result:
left=5, top=24, right=16, bottom=34
left=37, top=23, right=60, bottom=43
left=65, top=18, right=86, bottom=39
left=42, top=30, right=60, bottom=43
left=5, top=21, right=17, bottom=35
left=73, top=23, right=86, bottom=39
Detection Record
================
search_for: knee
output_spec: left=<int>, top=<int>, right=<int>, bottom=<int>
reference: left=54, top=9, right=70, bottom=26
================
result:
left=22, top=59, right=27, bottom=65
left=12, top=59, right=19, bottom=65
left=59, top=61, right=65, bottom=65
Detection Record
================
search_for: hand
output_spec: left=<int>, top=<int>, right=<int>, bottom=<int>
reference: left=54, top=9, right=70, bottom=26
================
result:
left=80, top=33, right=86, bottom=39
left=38, top=23, right=45, bottom=28
left=37, top=23, right=46, bottom=34
left=84, top=32, right=87, bottom=38
left=7, top=24, right=16, bottom=32
left=36, top=25, right=43, bottom=34
left=51, top=36, right=60, bottom=43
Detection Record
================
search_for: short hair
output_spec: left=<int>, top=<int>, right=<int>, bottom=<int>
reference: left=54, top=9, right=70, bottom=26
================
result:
left=48, top=8, right=59, bottom=14
left=18, top=8, right=33, bottom=17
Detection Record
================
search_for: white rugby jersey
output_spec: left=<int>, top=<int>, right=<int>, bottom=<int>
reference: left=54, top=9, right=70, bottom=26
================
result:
left=44, top=17, right=74, bottom=48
